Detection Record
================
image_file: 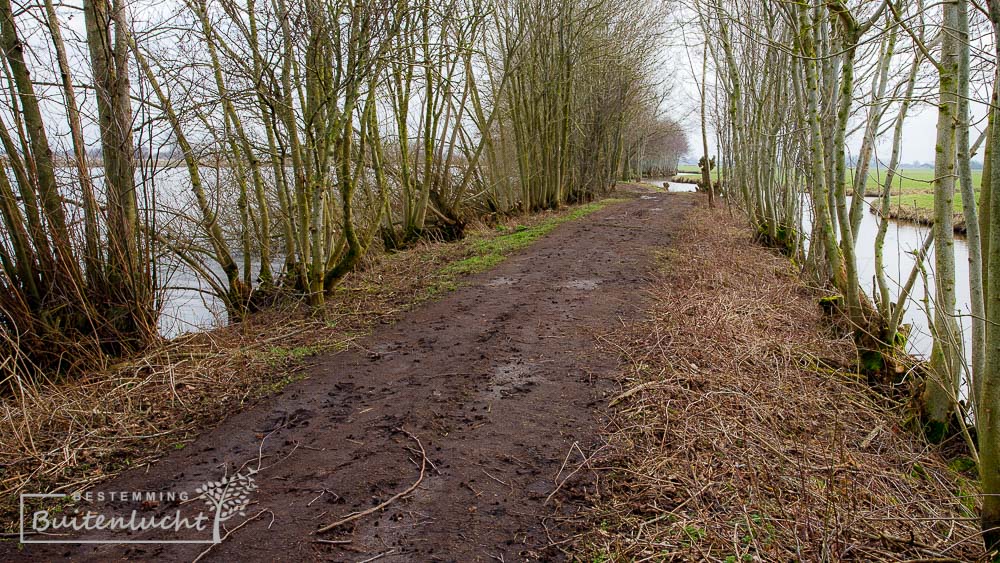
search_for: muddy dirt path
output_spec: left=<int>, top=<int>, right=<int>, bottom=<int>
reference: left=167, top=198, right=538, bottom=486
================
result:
left=13, top=188, right=695, bottom=562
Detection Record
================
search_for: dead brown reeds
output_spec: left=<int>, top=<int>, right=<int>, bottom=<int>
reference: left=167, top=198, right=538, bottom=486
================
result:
left=576, top=205, right=983, bottom=561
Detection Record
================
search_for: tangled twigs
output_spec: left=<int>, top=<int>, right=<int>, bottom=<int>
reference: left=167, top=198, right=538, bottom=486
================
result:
left=545, top=442, right=606, bottom=505
left=316, top=428, right=427, bottom=534
left=574, top=206, right=984, bottom=561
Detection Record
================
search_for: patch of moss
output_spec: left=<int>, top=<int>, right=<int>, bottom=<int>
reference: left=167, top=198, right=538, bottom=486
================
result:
left=954, top=478, right=979, bottom=514
left=859, top=349, right=885, bottom=373
left=949, top=456, right=978, bottom=475
left=682, top=524, right=706, bottom=544
left=257, top=372, right=308, bottom=395
left=441, top=252, right=506, bottom=277
left=910, top=461, right=930, bottom=481
left=266, top=345, right=322, bottom=366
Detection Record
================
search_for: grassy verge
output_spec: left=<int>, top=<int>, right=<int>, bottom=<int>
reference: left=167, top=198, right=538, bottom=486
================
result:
left=882, top=191, right=978, bottom=232
left=440, top=199, right=626, bottom=278
left=868, top=168, right=983, bottom=200
left=875, top=169, right=981, bottom=229
left=0, top=195, right=629, bottom=532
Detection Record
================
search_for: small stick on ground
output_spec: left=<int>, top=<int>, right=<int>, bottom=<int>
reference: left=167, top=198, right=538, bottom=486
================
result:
left=545, top=443, right=605, bottom=505
left=192, top=509, right=272, bottom=563
left=357, top=550, right=395, bottom=563
left=317, top=428, right=427, bottom=534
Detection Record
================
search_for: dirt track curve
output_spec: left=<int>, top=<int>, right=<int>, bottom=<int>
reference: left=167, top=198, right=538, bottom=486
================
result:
left=11, top=188, right=696, bottom=562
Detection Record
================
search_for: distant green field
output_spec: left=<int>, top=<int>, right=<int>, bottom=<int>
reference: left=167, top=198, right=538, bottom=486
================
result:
left=857, top=168, right=982, bottom=213
left=676, top=166, right=719, bottom=181
left=865, top=168, right=983, bottom=191
left=674, top=166, right=982, bottom=213
left=889, top=191, right=979, bottom=214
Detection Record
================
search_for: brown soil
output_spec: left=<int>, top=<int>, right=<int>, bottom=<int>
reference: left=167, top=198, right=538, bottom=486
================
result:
left=0, top=196, right=613, bottom=529
left=7, top=186, right=694, bottom=561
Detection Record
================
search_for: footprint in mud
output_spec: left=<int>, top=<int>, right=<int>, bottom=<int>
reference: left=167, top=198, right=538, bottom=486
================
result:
left=259, top=408, right=315, bottom=432
left=368, top=341, right=406, bottom=360
left=322, top=393, right=354, bottom=423
left=488, top=361, right=546, bottom=399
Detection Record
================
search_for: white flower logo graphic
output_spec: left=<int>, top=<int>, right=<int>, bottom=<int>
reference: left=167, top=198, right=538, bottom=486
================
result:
left=195, top=468, right=258, bottom=543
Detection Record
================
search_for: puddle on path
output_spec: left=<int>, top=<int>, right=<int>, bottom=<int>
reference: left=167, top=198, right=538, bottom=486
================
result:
left=486, top=276, right=518, bottom=286
left=561, top=279, right=600, bottom=290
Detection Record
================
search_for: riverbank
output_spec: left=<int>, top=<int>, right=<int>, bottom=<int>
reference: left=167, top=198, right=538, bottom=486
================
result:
left=0, top=195, right=625, bottom=532
left=573, top=203, right=982, bottom=560
left=874, top=200, right=971, bottom=235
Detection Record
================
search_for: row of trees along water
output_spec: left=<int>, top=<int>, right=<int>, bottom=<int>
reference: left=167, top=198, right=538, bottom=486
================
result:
left=0, top=0, right=686, bottom=377
left=691, top=0, right=1000, bottom=549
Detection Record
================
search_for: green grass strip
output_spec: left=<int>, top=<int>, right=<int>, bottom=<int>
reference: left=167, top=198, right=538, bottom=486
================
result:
left=440, top=198, right=628, bottom=279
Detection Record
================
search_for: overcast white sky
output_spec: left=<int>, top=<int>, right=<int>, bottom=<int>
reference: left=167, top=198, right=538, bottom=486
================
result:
left=663, top=9, right=994, bottom=167
left=664, top=57, right=992, bottom=166
left=669, top=82, right=987, bottom=165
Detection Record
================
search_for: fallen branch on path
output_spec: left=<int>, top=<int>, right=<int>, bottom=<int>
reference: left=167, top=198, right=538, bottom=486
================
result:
left=192, top=509, right=273, bottom=563
left=357, top=550, right=395, bottom=562
left=316, top=428, right=427, bottom=533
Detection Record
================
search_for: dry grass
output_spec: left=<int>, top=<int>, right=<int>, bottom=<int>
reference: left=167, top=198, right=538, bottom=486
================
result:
left=0, top=199, right=624, bottom=532
left=577, top=205, right=983, bottom=561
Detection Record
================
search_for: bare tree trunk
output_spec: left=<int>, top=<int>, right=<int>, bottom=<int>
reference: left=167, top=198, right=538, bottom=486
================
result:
left=923, top=0, right=962, bottom=440
left=0, top=0, right=75, bottom=279
left=700, top=47, right=714, bottom=208
left=849, top=23, right=896, bottom=240
left=954, top=0, right=985, bottom=415
left=130, top=41, right=246, bottom=310
left=44, top=0, right=101, bottom=284
left=798, top=2, right=842, bottom=289
left=980, top=1, right=1000, bottom=552
left=83, top=0, right=160, bottom=344
left=876, top=51, right=920, bottom=323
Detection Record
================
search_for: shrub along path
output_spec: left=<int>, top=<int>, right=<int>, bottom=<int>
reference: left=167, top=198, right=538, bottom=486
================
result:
left=9, top=186, right=693, bottom=561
